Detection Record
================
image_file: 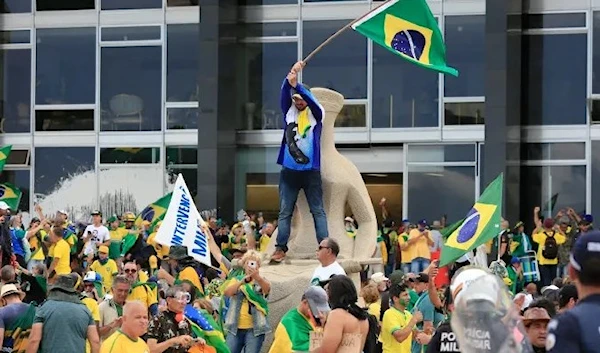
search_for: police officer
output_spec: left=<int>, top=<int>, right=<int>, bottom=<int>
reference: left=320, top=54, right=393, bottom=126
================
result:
left=546, top=230, right=600, bottom=352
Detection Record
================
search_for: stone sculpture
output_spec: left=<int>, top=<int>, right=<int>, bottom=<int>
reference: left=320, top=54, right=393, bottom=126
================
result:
left=260, top=87, right=378, bottom=351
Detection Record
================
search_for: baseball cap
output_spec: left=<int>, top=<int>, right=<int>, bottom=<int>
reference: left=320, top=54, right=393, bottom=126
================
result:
left=570, top=230, right=600, bottom=276
left=543, top=218, right=555, bottom=229
left=389, top=270, right=405, bottom=286
left=558, top=284, right=578, bottom=307
left=57, top=210, right=68, bottom=217
left=90, top=210, right=102, bottom=216
left=98, top=245, right=109, bottom=254
left=418, top=219, right=427, bottom=226
left=522, top=307, right=551, bottom=326
left=303, top=286, right=330, bottom=317
left=541, top=285, right=559, bottom=296
left=83, top=271, right=102, bottom=283
left=371, top=272, right=389, bottom=284
left=510, top=256, right=521, bottom=265
left=580, top=214, right=593, bottom=225
left=0, top=201, right=10, bottom=210
left=413, top=273, right=429, bottom=283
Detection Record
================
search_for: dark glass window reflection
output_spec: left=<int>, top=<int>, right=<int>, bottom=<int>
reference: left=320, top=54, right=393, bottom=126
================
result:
left=592, top=12, right=600, bottom=93
left=0, top=31, right=30, bottom=44
left=35, top=110, right=94, bottom=131
left=592, top=142, right=600, bottom=215
left=303, top=20, right=367, bottom=99
left=243, top=42, right=297, bottom=130
left=1, top=0, right=31, bottom=13
left=101, top=46, right=162, bottom=131
left=444, top=15, right=485, bottom=97
left=408, top=166, right=475, bottom=222
left=36, top=28, right=96, bottom=105
left=100, top=148, right=160, bottom=164
left=0, top=49, right=31, bottom=133
left=167, top=24, right=199, bottom=102
left=372, top=45, right=438, bottom=128
left=166, top=147, right=197, bottom=165
left=523, top=34, right=587, bottom=125
left=445, top=102, right=484, bottom=125
left=167, top=108, right=198, bottom=130
left=34, top=147, right=95, bottom=198
left=101, top=0, right=162, bottom=10
left=167, top=0, right=199, bottom=5
left=0, top=170, right=30, bottom=212
left=238, top=0, right=296, bottom=4
left=36, top=0, right=94, bottom=10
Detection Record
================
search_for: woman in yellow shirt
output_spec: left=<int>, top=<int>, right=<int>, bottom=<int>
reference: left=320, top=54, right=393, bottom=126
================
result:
left=48, top=227, right=71, bottom=280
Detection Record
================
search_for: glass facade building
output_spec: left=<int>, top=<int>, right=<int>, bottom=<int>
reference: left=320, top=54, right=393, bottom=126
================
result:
left=0, top=0, right=597, bottom=227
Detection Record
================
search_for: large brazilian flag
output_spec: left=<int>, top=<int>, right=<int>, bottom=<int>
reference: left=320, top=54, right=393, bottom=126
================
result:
left=439, top=174, right=504, bottom=266
left=352, top=0, right=458, bottom=76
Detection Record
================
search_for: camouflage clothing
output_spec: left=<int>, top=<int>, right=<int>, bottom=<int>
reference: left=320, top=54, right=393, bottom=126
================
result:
left=146, top=310, right=191, bottom=353
left=557, top=224, right=578, bottom=265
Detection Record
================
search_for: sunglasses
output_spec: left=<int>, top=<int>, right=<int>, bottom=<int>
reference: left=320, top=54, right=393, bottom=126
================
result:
left=124, top=269, right=137, bottom=274
left=317, top=246, right=330, bottom=251
left=169, top=292, right=191, bottom=304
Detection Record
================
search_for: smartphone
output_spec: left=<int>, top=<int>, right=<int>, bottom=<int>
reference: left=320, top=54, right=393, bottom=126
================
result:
left=248, top=260, right=257, bottom=269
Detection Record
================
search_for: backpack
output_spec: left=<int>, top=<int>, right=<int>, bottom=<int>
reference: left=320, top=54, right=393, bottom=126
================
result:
left=363, top=311, right=381, bottom=353
left=542, top=231, right=559, bottom=260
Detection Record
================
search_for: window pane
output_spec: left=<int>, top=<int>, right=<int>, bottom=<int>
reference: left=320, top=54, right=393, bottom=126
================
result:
left=1, top=0, right=31, bottom=13
left=0, top=170, right=30, bottom=212
left=35, top=110, right=94, bottom=131
left=408, top=144, right=475, bottom=163
left=593, top=12, right=600, bottom=93
left=34, top=147, right=95, bottom=211
left=36, top=0, right=94, bottom=11
left=444, top=102, right=485, bottom=125
left=0, top=49, right=31, bottom=133
left=408, top=165, right=475, bottom=222
left=243, top=42, right=297, bottom=130
left=102, top=26, right=161, bottom=42
left=521, top=166, right=586, bottom=220
left=592, top=141, right=600, bottom=216
left=445, top=15, right=485, bottom=97
left=334, top=104, right=366, bottom=127
left=36, top=28, right=96, bottom=105
left=167, top=24, right=199, bottom=102
left=239, top=0, right=297, bottom=4
left=101, top=0, right=162, bottom=10
left=99, top=166, right=163, bottom=217
left=6, top=150, right=30, bottom=165
left=167, top=0, right=199, bottom=5
left=100, top=148, right=160, bottom=164
left=245, top=22, right=297, bottom=37
left=591, top=99, right=600, bottom=122
left=166, top=147, right=197, bottom=165
left=303, top=20, right=367, bottom=99
left=101, top=46, right=162, bottom=131
left=167, top=108, right=198, bottom=130
left=372, top=45, right=438, bottom=128
left=524, top=13, right=586, bottom=29
left=524, top=34, right=587, bottom=125
left=0, top=31, right=30, bottom=44
left=522, top=143, right=586, bottom=161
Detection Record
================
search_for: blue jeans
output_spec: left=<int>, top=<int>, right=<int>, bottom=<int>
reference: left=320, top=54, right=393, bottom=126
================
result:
left=276, top=168, right=328, bottom=252
left=411, top=257, right=430, bottom=274
left=226, top=328, right=265, bottom=353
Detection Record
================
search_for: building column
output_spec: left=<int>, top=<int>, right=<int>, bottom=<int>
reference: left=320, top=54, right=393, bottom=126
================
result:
left=483, top=0, right=523, bottom=223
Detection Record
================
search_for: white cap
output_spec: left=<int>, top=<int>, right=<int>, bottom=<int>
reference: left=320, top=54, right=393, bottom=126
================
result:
left=83, top=271, right=98, bottom=282
left=57, top=210, right=68, bottom=217
left=541, top=285, right=559, bottom=295
left=371, top=272, right=389, bottom=284
left=0, top=202, right=9, bottom=210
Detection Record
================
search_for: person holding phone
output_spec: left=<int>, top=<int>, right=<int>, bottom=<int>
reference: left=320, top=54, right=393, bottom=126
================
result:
left=269, top=286, right=330, bottom=352
left=223, top=250, right=271, bottom=353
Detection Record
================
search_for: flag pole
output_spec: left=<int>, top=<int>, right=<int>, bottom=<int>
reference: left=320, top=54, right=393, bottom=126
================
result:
left=303, top=0, right=394, bottom=64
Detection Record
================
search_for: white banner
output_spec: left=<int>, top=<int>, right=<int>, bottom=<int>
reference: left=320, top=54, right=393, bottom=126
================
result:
left=155, top=174, right=211, bottom=267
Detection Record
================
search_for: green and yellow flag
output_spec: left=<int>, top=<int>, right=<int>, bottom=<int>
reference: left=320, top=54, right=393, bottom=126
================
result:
left=439, top=174, right=503, bottom=266
left=269, top=308, right=315, bottom=353
left=0, top=145, right=12, bottom=173
left=135, top=192, right=172, bottom=230
left=0, top=183, right=22, bottom=210
left=351, top=0, right=458, bottom=76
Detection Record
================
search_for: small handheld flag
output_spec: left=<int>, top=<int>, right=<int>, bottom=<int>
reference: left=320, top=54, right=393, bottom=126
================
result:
left=352, top=0, right=458, bottom=76
left=0, top=183, right=22, bottom=210
left=439, top=174, right=504, bottom=266
left=0, top=145, right=12, bottom=174
left=134, top=192, right=172, bottom=230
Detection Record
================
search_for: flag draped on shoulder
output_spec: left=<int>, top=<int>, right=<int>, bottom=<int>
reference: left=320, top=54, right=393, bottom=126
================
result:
left=351, top=0, right=458, bottom=76
left=185, top=304, right=230, bottom=353
left=0, top=182, right=22, bottom=210
left=269, top=308, right=315, bottom=353
left=0, top=145, right=12, bottom=173
left=2, top=303, right=35, bottom=353
left=439, top=174, right=504, bottom=266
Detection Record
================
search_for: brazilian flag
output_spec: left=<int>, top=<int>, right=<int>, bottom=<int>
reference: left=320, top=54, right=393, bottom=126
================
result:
left=439, top=173, right=503, bottom=266
left=185, top=304, right=230, bottom=353
left=134, top=192, right=172, bottom=230
left=0, top=145, right=12, bottom=173
left=0, top=183, right=22, bottom=210
left=351, top=0, right=458, bottom=76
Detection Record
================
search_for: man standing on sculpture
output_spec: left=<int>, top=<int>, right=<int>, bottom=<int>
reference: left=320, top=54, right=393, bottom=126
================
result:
left=271, top=61, right=328, bottom=263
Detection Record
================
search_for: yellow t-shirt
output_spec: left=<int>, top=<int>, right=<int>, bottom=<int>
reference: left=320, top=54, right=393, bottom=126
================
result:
left=408, top=229, right=432, bottom=260
left=109, top=228, right=128, bottom=242
left=398, top=232, right=415, bottom=264
left=238, top=299, right=254, bottom=329
left=146, top=233, right=170, bottom=259
left=532, top=231, right=567, bottom=265
left=82, top=297, right=100, bottom=353
left=127, top=284, right=157, bottom=309
left=101, top=330, right=150, bottom=353
left=367, top=300, right=382, bottom=321
left=138, top=271, right=149, bottom=283
left=90, top=259, right=119, bottom=291
left=381, top=307, right=413, bottom=353
left=54, top=239, right=71, bottom=275
left=29, top=230, right=47, bottom=261
left=259, top=235, right=271, bottom=252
